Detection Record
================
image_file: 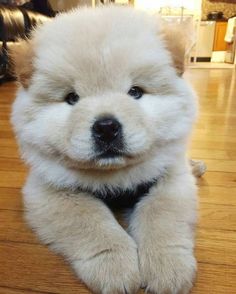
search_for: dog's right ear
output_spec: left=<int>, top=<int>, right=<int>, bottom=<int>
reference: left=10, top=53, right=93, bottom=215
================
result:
left=161, top=20, right=195, bottom=76
left=10, top=39, right=35, bottom=88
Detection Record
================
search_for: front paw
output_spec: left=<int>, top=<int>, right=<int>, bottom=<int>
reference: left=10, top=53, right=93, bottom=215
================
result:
left=73, top=243, right=141, bottom=294
left=139, top=248, right=196, bottom=294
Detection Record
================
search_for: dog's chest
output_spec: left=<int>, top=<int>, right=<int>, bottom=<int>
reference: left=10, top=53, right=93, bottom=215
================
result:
left=79, top=179, right=158, bottom=210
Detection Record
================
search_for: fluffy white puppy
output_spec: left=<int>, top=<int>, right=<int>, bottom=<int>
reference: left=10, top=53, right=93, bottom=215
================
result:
left=11, top=6, right=198, bottom=294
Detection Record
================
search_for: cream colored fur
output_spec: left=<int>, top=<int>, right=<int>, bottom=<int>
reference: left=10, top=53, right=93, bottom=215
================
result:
left=11, top=6, right=198, bottom=294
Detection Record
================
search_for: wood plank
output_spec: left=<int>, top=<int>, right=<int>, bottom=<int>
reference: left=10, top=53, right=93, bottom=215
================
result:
left=190, top=149, right=236, bottom=161
left=0, top=158, right=26, bottom=172
left=0, top=242, right=90, bottom=294
left=0, top=287, right=51, bottom=294
left=199, top=186, right=236, bottom=206
left=197, top=171, right=236, bottom=188
left=196, top=228, right=236, bottom=266
left=192, top=263, right=236, bottom=293
left=192, top=134, right=236, bottom=144
left=198, top=159, right=236, bottom=173
left=0, top=171, right=27, bottom=188
left=189, top=149, right=230, bottom=160
left=199, top=203, right=236, bottom=231
left=0, top=209, right=36, bottom=244
left=0, top=146, right=21, bottom=159
left=0, top=188, right=23, bottom=210
left=0, top=138, right=18, bottom=148
left=191, top=139, right=236, bottom=151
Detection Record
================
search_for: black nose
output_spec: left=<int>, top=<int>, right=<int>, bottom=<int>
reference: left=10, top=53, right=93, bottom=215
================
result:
left=92, top=117, right=122, bottom=143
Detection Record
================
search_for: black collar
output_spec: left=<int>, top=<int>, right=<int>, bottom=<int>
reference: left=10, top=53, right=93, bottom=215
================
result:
left=77, top=178, right=158, bottom=210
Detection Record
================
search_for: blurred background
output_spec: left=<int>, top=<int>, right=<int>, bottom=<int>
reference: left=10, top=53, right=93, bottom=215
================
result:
left=0, top=0, right=235, bottom=83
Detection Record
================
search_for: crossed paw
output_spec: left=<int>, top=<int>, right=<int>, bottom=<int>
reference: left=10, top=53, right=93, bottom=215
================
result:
left=73, top=242, right=196, bottom=294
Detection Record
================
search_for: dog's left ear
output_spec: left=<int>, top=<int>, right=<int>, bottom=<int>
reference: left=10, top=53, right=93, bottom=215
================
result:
left=161, top=21, right=194, bottom=76
left=9, top=39, right=35, bottom=88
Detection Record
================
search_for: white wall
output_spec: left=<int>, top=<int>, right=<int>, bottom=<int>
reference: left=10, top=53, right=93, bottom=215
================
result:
left=135, top=0, right=202, bottom=17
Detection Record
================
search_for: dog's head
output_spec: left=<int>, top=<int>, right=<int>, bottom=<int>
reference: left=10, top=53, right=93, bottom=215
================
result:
left=11, top=6, right=197, bottom=189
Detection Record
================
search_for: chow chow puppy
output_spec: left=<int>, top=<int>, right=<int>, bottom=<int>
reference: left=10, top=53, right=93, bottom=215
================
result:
left=11, top=6, right=198, bottom=294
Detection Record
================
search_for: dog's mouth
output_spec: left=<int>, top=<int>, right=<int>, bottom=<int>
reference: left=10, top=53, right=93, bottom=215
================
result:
left=73, top=143, right=139, bottom=170
left=64, top=147, right=146, bottom=171
left=96, top=147, right=126, bottom=159
left=92, top=147, right=131, bottom=169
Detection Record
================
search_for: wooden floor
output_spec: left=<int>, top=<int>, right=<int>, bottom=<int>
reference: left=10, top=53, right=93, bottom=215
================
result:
left=0, top=68, right=236, bottom=293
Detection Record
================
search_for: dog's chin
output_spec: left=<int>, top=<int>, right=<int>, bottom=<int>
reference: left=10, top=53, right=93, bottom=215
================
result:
left=81, top=154, right=137, bottom=171
left=64, top=151, right=146, bottom=172
left=89, top=147, right=150, bottom=170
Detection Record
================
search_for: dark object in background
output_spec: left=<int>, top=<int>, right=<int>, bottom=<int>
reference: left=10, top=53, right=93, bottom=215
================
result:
left=0, top=4, right=49, bottom=83
left=0, top=39, right=8, bottom=81
left=207, top=11, right=224, bottom=21
left=22, top=0, right=56, bottom=17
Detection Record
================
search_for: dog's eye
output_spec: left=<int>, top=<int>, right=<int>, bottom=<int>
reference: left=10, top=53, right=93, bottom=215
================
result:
left=64, top=92, right=79, bottom=105
left=128, top=86, right=143, bottom=99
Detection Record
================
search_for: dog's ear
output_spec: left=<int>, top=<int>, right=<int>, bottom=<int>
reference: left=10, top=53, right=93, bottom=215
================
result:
left=9, top=39, right=35, bottom=88
left=161, top=21, right=195, bottom=76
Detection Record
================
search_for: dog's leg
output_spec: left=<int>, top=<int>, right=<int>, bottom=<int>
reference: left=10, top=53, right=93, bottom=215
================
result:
left=23, top=173, right=140, bottom=294
left=129, top=171, right=197, bottom=294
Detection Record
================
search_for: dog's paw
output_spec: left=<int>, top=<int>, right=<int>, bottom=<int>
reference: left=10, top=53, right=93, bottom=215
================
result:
left=73, top=243, right=141, bottom=294
left=190, top=159, right=206, bottom=177
left=139, top=249, right=196, bottom=294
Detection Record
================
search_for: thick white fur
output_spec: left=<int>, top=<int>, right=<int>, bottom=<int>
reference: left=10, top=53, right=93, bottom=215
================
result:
left=12, top=6, right=198, bottom=294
